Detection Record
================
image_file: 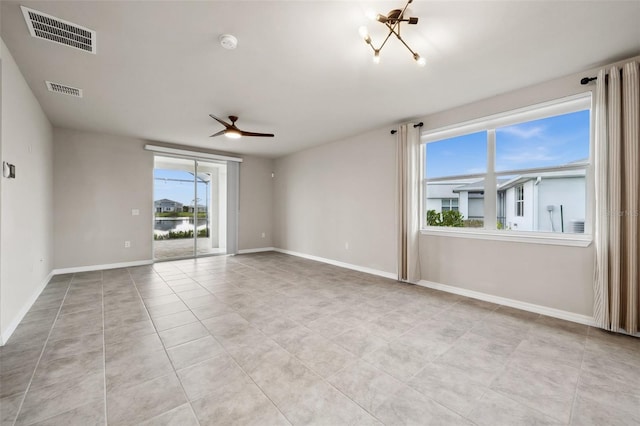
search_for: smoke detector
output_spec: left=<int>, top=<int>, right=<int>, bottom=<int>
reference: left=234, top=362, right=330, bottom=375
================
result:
left=219, top=34, right=237, bottom=50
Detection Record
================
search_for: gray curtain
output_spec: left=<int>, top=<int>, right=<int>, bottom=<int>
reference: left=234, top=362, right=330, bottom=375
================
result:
left=397, top=124, right=422, bottom=282
left=593, top=61, right=640, bottom=334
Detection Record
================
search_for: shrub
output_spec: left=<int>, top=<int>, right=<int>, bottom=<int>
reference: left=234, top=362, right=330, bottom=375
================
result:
left=426, top=209, right=464, bottom=227
left=154, top=228, right=209, bottom=240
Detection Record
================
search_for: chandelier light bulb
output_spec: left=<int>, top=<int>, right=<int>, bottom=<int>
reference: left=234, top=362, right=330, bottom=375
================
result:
left=373, top=50, right=381, bottom=64
left=365, top=9, right=377, bottom=21
left=413, top=53, right=426, bottom=67
left=358, top=26, right=369, bottom=39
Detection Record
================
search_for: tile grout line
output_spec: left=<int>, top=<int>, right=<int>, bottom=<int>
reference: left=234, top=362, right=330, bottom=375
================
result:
left=384, top=301, right=505, bottom=422
left=567, top=333, right=589, bottom=425
left=101, top=273, right=108, bottom=425
left=173, top=260, right=388, bottom=425
left=463, top=319, right=573, bottom=424
left=10, top=279, right=73, bottom=426
left=168, top=258, right=337, bottom=424
left=171, top=259, right=296, bottom=425
left=127, top=266, right=202, bottom=426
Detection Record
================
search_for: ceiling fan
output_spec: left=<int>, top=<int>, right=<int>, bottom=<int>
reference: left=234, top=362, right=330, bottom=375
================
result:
left=209, top=114, right=274, bottom=139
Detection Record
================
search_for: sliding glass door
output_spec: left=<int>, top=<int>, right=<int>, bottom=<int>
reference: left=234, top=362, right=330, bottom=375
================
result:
left=153, top=156, right=229, bottom=260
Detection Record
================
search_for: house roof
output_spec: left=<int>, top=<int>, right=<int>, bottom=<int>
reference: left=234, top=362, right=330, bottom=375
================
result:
left=155, top=199, right=183, bottom=205
left=498, top=169, right=587, bottom=191
left=452, top=178, right=510, bottom=193
left=1, top=1, right=638, bottom=158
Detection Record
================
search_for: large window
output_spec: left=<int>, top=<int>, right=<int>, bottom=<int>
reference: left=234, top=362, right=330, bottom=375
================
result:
left=422, top=95, right=591, bottom=237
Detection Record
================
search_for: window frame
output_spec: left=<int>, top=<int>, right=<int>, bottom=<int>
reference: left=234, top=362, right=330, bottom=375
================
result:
left=420, top=93, right=593, bottom=247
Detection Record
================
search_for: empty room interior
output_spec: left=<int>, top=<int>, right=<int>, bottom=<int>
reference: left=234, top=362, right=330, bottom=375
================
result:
left=1, top=1, right=640, bottom=425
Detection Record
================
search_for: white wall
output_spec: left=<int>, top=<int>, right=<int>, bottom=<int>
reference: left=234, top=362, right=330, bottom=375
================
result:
left=53, top=128, right=154, bottom=269
left=538, top=177, right=586, bottom=233
left=274, top=127, right=397, bottom=275
left=0, top=40, right=54, bottom=344
left=238, top=155, right=274, bottom=251
left=419, top=235, right=594, bottom=315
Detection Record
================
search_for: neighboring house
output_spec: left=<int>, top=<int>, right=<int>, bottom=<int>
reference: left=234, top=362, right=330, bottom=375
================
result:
left=426, top=170, right=586, bottom=232
left=154, top=199, right=183, bottom=213
left=185, top=204, right=207, bottom=213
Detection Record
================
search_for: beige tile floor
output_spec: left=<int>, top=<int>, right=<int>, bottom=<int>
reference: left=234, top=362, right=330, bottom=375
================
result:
left=1, top=252, right=638, bottom=425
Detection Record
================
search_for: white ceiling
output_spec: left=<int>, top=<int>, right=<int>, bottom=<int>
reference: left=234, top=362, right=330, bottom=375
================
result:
left=2, top=1, right=639, bottom=158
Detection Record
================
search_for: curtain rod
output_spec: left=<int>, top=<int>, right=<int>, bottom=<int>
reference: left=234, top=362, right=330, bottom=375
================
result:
left=580, top=68, right=625, bottom=85
left=390, top=122, right=423, bottom=135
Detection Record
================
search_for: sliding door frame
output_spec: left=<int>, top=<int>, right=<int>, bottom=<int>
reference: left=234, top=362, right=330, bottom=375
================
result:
left=149, top=146, right=242, bottom=261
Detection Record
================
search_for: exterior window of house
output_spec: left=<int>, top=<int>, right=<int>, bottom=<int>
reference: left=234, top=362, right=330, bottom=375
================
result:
left=515, top=185, right=524, bottom=217
left=441, top=198, right=459, bottom=212
left=422, top=94, right=591, bottom=238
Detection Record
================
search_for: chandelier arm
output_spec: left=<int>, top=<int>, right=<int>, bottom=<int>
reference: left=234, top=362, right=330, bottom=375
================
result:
left=396, top=33, right=418, bottom=57
left=386, top=22, right=418, bottom=57
left=398, top=0, right=413, bottom=22
left=378, top=26, right=396, bottom=51
left=365, top=41, right=378, bottom=52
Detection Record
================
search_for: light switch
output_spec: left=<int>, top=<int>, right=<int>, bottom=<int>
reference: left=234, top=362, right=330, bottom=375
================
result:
left=132, top=209, right=140, bottom=216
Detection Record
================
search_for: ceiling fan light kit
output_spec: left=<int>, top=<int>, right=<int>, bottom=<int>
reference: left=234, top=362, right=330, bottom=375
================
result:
left=209, top=114, right=274, bottom=139
left=224, top=129, right=242, bottom=139
left=359, top=0, right=425, bottom=66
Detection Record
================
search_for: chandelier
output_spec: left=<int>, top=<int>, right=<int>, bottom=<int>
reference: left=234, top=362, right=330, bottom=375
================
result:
left=358, top=0, right=425, bottom=66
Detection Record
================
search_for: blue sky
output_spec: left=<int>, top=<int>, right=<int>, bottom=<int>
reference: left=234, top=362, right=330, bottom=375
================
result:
left=154, top=169, right=208, bottom=205
left=426, top=110, right=590, bottom=179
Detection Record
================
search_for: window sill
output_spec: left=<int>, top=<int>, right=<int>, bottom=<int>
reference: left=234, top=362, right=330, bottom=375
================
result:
left=420, top=227, right=592, bottom=247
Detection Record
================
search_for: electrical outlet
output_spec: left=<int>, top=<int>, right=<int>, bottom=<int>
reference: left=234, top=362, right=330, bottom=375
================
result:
left=124, top=241, right=131, bottom=248
left=132, top=209, right=140, bottom=216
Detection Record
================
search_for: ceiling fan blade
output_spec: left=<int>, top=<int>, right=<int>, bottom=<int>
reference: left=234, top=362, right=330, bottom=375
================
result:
left=209, top=114, right=232, bottom=129
left=239, top=130, right=275, bottom=138
left=209, top=130, right=226, bottom=137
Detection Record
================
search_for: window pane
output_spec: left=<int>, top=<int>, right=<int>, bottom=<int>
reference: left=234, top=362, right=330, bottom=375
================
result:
left=425, top=132, right=487, bottom=228
left=426, top=180, right=483, bottom=228
left=495, top=110, right=590, bottom=172
left=497, top=170, right=586, bottom=232
left=425, top=131, right=487, bottom=179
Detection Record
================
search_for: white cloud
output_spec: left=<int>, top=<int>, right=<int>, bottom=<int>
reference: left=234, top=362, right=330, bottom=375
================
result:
left=466, top=167, right=485, bottom=174
left=498, top=125, right=545, bottom=139
left=497, top=145, right=560, bottom=166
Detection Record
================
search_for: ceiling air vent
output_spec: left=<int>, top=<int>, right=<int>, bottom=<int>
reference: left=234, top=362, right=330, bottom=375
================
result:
left=21, top=6, right=96, bottom=54
left=46, top=81, right=83, bottom=98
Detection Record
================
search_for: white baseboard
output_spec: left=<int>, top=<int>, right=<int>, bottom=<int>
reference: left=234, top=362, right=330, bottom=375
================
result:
left=273, top=248, right=397, bottom=280
left=0, top=271, right=53, bottom=346
left=237, top=247, right=276, bottom=254
left=417, top=279, right=595, bottom=327
left=52, top=259, right=154, bottom=275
